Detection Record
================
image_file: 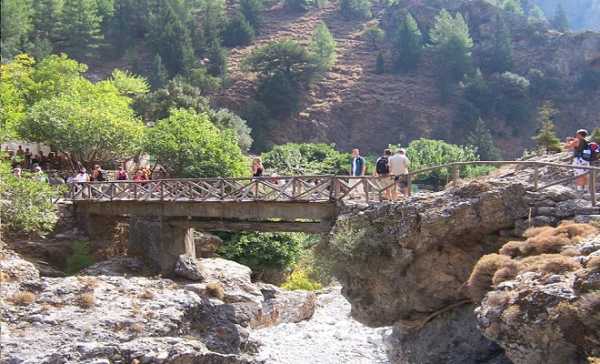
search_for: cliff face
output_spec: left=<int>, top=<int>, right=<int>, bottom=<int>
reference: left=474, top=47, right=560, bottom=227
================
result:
left=319, top=155, right=600, bottom=363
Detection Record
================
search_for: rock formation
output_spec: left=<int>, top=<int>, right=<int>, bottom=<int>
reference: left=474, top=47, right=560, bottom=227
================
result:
left=321, top=157, right=600, bottom=363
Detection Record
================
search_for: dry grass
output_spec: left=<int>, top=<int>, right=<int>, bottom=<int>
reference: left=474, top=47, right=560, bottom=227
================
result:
left=139, top=289, right=155, bottom=300
left=499, top=240, right=527, bottom=258
left=10, top=291, right=36, bottom=306
left=206, top=282, right=225, bottom=301
left=586, top=256, right=600, bottom=271
left=467, top=254, right=513, bottom=302
left=520, top=254, right=582, bottom=274
left=78, top=277, right=98, bottom=289
left=492, top=261, right=520, bottom=286
left=0, top=271, right=10, bottom=283
left=78, top=293, right=95, bottom=309
left=560, top=247, right=581, bottom=257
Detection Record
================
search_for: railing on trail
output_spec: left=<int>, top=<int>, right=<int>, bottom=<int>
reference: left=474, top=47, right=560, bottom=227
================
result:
left=67, top=160, right=599, bottom=206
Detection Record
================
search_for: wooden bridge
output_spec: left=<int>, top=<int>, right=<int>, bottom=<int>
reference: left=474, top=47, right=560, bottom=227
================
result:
left=71, top=160, right=598, bottom=273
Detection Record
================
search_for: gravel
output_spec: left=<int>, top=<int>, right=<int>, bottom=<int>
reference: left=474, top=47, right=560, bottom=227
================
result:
left=251, top=285, right=391, bottom=364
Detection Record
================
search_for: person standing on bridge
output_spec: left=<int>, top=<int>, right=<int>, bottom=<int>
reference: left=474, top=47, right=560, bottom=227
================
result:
left=389, top=148, right=410, bottom=199
left=566, top=129, right=590, bottom=193
left=350, top=149, right=366, bottom=199
left=251, top=158, right=264, bottom=196
left=375, top=149, right=393, bottom=200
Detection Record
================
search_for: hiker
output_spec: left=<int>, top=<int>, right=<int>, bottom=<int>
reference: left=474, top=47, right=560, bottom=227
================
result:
left=251, top=158, right=264, bottom=196
left=350, top=149, right=366, bottom=177
left=32, top=166, right=48, bottom=183
left=74, top=168, right=90, bottom=183
left=375, top=149, right=393, bottom=200
left=116, top=166, right=128, bottom=180
left=133, top=169, right=147, bottom=182
left=12, top=166, right=22, bottom=178
left=91, top=164, right=107, bottom=182
left=389, top=148, right=411, bottom=199
left=565, top=129, right=592, bottom=192
left=24, top=148, right=32, bottom=169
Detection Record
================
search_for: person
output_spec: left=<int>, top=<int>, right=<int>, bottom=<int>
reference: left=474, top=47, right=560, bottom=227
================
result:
left=24, top=148, right=32, bottom=169
left=133, top=169, right=147, bottom=182
left=350, top=148, right=366, bottom=199
left=375, top=149, right=393, bottom=200
left=116, top=166, right=128, bottom=180
left=32, top=166, right=48, bottom=183
left=74, top=168, right=90, bottom=183
left=389, top=148, right=411, bottom=199
left=12, top=166, right=22, bottom=178
left=566, top=129, right=591, bottom=192
left=252, top=158, right=264, bottom=178
left=91, top=164, right=106, bottom=182
left=16, top=145, right=24, bottom=157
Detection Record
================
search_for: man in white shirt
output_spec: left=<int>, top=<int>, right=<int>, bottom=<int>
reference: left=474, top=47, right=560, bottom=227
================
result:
left=388, top=148, right=410, bottom=199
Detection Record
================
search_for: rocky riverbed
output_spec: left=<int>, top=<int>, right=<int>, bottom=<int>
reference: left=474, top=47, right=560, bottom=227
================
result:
left=251, top=285, right=390, bottom=364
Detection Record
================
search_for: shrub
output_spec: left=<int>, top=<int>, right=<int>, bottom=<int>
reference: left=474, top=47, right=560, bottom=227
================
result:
left=282, top=269, right=322, bottom=291
left=492, top=261, right=519, bottom=285
left=363, top=26, right=384, bottom=50
left=520, top=254, right=581, bottom=274
left=78, top=292, right=96, bottom=309
left=11, top=291, right=36, bottom=305
left=309, top=22, right=336, bottom=72
left=206, top=282, right=225, bottom=300
left=340, top=0, right=372, bottom=20
left=65, top=241, right=95, bottom=275
left=514, top=222, right=598, bottom=257
left=218, top=232, right=304, bottom=273
left=222, top=13, right=256, bottom=47
left=467, top=253, right=513, bottom=302
left=262, top=143, right=350, bottom=175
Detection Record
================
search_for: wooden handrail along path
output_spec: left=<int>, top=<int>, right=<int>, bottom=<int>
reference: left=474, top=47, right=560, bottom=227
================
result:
left=69, top=160, right=599, bottom=206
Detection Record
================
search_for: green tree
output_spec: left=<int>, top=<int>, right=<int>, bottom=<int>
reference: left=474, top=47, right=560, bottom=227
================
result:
left=375, top=51, right=385, bottom=74
left=483, top=14, right=513, bottom=74
left=218, top=232, right=304, bottom=274
left=59, top=0, right=104, bottom=58
left=208, top=108, right=253, bottom=152
left=144, top=108, right=247, bottom=177
left=0, top=0, right=32, bottom=60
left=340, top=0, right=371, bottom=20
left=261, top=143, right=350, bottom=175
left=240, top=0, right=263, bottom=31
left=149, top=0, right=194, bottom=75
left=406, top=138, right=490, bottom=189
left=363, top=25, right=384, bottom=50
left=466, top=118, right=502, bottom=161
left=309, top=22, right=336, bottom=72
left=134, top=78, right=209, bottom=122
left=532, top=102, right=562, bottom=153
left=206, top=40, right=228, bottom=81
left=222, top=13, right=256, bottom=47
left=19, top=77, right=145, bottom=164
left=501, top=0, right=523, bottom=15
left=31, top=0, right=63, bottom=47
left=463, top=69, right=494, bottom=115
left=149, top=53, right=169, bottom=89
left=0, top=55, right=34, bottom=142
left=0, top=162, right=61, bottom=235
left=552, top=3, right=569, bottom=32
left=243, top=39, right=318, bottom=83
left=591, top=128, right=600, bottom=143
left=191, top=0, right=225, bottom=51
left=392, top=13, right=423, bottom=73
left=188, top=66, right=221, bottom=94
left=256, top=71, right=300, bottom=117
left=528, top=5, right=546, bottom=24
left=430, top=9, right=474, bottom=100
left=491, top=71, right=531, bottom=126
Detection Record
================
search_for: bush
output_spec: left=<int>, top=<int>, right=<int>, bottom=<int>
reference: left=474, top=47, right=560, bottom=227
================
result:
left=363, top=26, right=385, bottom=50
left=340, top=0, right=372, bottom=20
left=222, top=13, right=256, bottom=47
left=256, top=71, right=300, bottom=117
left=282, top=269, right=322, bottom=291
left=309, top=22, right=336, bottom=72
left=65, top=241, right=95, bottom=275
left=467, top=253, right=513, bottom=302
left=188, top=67, right=221, bottom=94
left=262, top=143, right=350, bottom=175
left=218, top=232, right=304, bottom=273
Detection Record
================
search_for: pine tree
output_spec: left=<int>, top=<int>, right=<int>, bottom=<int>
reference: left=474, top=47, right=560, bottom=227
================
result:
left=528, top=5, right=546, bottom=24
left=466, top=118, right=501, bottom=160
left=430, top=10, right=474, bottom=100
left=150, top=1, right=195, bottom=75
left=485, top=14, right=513, bottom=73
left=375, top=52, right=385, bottom=74
left=59, top=0, right=104, bottom=59
left=502, top=0, right=523, bottom=15
left=309, top=22, right=336, bottom=72
left=149, top=53, right=169, bottom=89
left=223, top=13, right=255, bottom=47
left=207, top=40, right=228, bottom=81
left=0, top=0, right=33, bottom=60
left=532, top=102, right=562, bottom=153
left=392, top=13, right=423, bottom=73
left=240, top=0, right=263, bottom=32
left=31, top=0, right=62, bottom=45
left=552, top=3, right=569, bottom=32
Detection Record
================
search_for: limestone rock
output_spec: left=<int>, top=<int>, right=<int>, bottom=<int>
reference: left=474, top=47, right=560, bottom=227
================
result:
left=476, top=234, right=600, bottom=364
left=81, top=256, right=146, bottom=276
left=199, top=258, right=264, bottom=304
left=0, top=245, right=40, bottom=283
left=195, top=232, right=223, bottom=258
left=174, top=254, right=206, bottom=281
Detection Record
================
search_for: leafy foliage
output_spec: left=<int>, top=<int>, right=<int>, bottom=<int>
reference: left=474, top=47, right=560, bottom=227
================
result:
left=0, top=162, right=60, bottom=234
left=490, top=71, right=532, bottom=126
left=340, top=0, right=372, bottom=20
left=392, top=13, right=423, bottom=73
left=0, top=0, right=32, bottom=60
left=59, top=0, right=104, bottom=59
left=143, top=108, right=247, bottom=178
left=406, top=138, right=490, bottom=188
left=363, top=25, right=385, bottom=50
left=261, top=143, right=350, bottom=175
left=149, top=54, right=169, bottom=89
left=284, top=0, right=321, bottom=12
left=65, top=240, right=95, bottom=275
left=466, top=119, right=502, bottom=161
left=218, top=232, right=304, bottom=272
left=282, top=269, right=322, bottom=291
left=207, top=108, right=253, bottom=152
left=481, top=14, right=513, bottom=74
left=309, top=22, right=336, bottom=72
left=222, top=13, right=256, bottom=47
left=240, top=0, right=263, bottom=31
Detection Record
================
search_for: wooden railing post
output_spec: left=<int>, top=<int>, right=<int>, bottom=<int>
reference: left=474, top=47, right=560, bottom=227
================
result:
left=533, top=165, right=539, bottom=191
left=591, top=170, right=597, bottom=207
left=133, top=183, right=138, bottom=200
left=160, top=181, right=164, bottom=201
left=451, top=165, right=460, bottom=183
left=363, top=177, right=370, bottom=203
left=220, top=178, right=225, bottom=200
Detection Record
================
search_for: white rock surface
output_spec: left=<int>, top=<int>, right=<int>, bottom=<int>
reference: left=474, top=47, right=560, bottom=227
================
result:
left=250, top=285, right=390, bottom=364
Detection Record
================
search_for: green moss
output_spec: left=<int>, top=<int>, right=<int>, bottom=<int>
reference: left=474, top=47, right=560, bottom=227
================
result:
left=65, top=240, right=95, bottom=275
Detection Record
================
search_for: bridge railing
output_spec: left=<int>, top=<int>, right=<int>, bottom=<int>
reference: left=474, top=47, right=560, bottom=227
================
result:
left=68, top=160, right=599, bottom=206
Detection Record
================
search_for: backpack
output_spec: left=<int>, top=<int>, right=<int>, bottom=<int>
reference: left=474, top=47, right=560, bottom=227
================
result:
left=580, top=140, right=600, bottom=162
left=376, top=156, right=389, bottom=175
left=95, top=170, right=108, bottom=181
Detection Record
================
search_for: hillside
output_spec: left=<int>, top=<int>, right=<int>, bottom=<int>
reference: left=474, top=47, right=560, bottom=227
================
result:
left=214, top=0, right=600, bottom=156
left=532, top=0, right=600, bottom=31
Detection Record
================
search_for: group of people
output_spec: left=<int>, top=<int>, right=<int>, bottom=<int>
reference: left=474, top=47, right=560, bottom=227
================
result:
left=353, top=148, right=411, bottom=200
left=5, top=145, right=69, bottom=171
left=69, top=165, right=152, bottom=183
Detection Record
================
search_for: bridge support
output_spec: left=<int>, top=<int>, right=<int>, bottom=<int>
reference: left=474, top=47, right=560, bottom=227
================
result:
left=159, top=219, right=196, bottom=275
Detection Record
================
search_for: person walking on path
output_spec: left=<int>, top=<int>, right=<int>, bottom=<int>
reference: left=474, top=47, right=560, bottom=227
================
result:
left=389, top=148, right=411, bottom=199
left=375, top=149, right=393, bottom=200
left=566, top=129, right=591, bottom=193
